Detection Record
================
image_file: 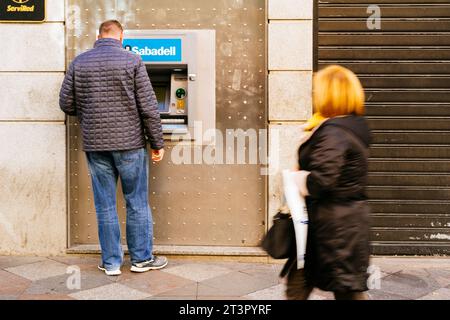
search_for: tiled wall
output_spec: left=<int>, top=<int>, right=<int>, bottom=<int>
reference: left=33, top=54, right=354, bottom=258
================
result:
left=0, top=0, right=67, bottom=254
left=267, top=0, right=314, bottom=223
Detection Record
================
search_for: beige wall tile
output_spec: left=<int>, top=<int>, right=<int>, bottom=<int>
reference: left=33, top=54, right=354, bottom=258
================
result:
left=268, top=21, right=313, bottom=71
left=0, top=24, right=65, bottom=72
left=268, top=0, right=313, bottom=20
left=46, top=0, right=65, bottom=22
left=0, top=124, right=66, bottom=255
left=267, top=124, right=308, bottom=223
left=0, top=73, right=65, bottom=121
left=269, top=71, right=312, bottom=121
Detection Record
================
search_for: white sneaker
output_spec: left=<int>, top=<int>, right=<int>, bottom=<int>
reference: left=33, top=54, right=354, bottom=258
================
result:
left=98, top=265, right=122, bottom=276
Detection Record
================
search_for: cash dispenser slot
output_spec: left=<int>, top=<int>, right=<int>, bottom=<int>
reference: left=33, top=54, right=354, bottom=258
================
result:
left=147, top=64, right=188, bottom=134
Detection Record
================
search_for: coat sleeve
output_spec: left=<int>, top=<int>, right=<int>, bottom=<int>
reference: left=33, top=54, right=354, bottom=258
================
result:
left=134, top=57, right=165, bottom=150
left=305, top=126, right=348, bottom=198
left=59, top=62, right=77, bottom=116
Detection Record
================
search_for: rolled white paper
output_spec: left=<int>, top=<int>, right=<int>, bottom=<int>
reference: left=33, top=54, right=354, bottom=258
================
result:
left=282, top=169, right=309, bottom=269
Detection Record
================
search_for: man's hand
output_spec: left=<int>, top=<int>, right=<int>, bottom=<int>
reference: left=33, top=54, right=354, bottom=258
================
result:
left=151, top=148, right=165, bottom=162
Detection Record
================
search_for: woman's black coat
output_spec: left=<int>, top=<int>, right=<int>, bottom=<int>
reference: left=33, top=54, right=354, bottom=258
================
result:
left=281, top=115, right=372, bottom=293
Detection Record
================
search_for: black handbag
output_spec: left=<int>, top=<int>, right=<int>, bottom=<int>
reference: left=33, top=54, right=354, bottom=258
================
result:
left=261, top=210, right=296, bottom=259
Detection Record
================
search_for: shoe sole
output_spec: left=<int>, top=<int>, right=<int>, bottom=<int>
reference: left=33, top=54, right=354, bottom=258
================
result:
left=98, top=266, right=122, bottom=276
left=130, top=260, right=168, bottom=273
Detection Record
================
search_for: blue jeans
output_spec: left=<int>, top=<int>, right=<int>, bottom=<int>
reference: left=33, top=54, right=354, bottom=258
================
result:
left=86, top=148, right=153, bottom=270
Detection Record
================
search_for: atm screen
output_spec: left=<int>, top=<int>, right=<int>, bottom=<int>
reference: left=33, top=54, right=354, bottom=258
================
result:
left=153, top=85, right=169, bottom=113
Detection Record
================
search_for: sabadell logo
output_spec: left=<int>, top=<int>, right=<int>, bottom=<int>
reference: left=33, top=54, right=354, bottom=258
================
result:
left=124, top=45, right=177, bottom=57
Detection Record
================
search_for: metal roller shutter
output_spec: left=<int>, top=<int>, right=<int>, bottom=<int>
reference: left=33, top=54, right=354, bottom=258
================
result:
left=317, top=0, right=450, bottom=254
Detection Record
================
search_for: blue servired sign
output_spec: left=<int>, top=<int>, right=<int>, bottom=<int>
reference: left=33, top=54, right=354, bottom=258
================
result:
left=123, top=38, right=182, bottom=62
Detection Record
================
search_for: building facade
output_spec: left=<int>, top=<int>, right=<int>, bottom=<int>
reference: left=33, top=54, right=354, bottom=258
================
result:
left=0, top=0, right=449, bottom=256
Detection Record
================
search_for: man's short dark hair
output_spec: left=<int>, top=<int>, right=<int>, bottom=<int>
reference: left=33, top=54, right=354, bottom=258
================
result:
left=99, top=20, right=123, bottom=35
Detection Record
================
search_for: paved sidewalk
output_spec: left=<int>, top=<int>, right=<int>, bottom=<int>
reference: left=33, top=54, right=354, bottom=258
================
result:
left=1, top=255, right=450, bottom=300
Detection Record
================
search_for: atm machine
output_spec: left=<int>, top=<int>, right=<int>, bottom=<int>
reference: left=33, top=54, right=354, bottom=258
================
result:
left=123, top=30, right=215, bottom=142
left=150, top=64, right=189, bottom=134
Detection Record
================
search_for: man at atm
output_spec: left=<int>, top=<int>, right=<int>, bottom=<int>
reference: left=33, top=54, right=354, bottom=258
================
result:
left=59, top=20, right=168, bottom=276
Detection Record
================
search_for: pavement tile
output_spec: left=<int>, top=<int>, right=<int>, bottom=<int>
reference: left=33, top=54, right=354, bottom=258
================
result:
left=19, top=294, right=75, bottom=300
left=48, top=255, right=102, bottom=271
left=19, top=294, right=74, bottom=300
left=367, top=290, right=410, bottom=300
left=154, top=282, right=198, bottom=297
left=308, top=294, right=330, bottom=300
left=0, top=269, right=31, bottom=296
left=68, top=283, right=151, bottom=300
left=418, top=288, right=450, bottom=300
left=371, top=257, right=450, bottom=273
left=196, top=283, right=228, bottom=297
left=424, top=268, right=450, bottom=287
left=197, top=271, right=279, bottom=297
left=370, top=258, right=404, bottom=275
left=245, top=284, right=286, bottom=300
left=376, top=269, right=441, bottom=299
left=119, top=270, right=195, bottom=295
left=162, top=263, right=233, bottom=282
left=146, top=296, right=196, bottom=300
left=197, top=296, right=249, bottom=300
left=239, top=264, right=283, bottom=284
left=24, top=270, right=114, bottom=295
left=206, top=261, right=261, bottom=272
left=0, top=256, right=47, bottom=269
left=308, top=289, right=334, bottom=300
left=5, top=260, right=69, bottom=281
left=0, top=295, right=19, bottom=300
left=239, top=263, right=283, bottom=273
left=2, top=255, right=450, bottom=300
left=158, top=259, right=187, bottom=268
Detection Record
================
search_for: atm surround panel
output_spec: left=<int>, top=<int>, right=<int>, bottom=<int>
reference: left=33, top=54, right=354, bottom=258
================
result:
left=67, top=0, right=266, bottom=247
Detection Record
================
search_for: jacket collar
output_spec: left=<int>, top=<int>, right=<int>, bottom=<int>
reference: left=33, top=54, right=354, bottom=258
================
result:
left=94, top=38, right=122, bottom=48
left=298, top=118, right=329, bottom=148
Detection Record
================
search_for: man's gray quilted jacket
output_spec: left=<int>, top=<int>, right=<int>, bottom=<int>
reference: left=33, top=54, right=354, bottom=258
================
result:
left=59, top=38, right=164, bottom=151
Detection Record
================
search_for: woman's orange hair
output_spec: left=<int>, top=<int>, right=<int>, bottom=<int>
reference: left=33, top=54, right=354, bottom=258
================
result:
left=313, top=65, right=365, bottom=118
